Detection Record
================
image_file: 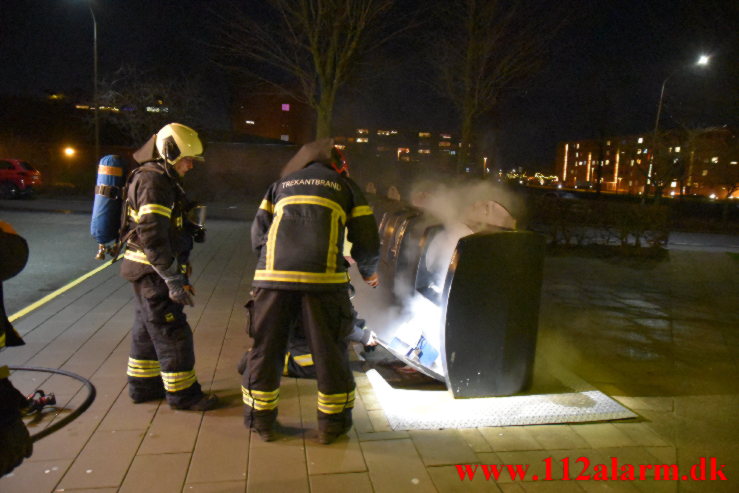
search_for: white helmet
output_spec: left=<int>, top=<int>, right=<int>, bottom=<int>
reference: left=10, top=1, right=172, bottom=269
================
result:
left=155, top=123, right=204, bottom=165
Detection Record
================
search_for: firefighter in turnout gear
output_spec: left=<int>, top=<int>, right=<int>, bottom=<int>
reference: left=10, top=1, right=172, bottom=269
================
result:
left=243, top=140, right=380, bottom=443
left=120, top=123, right=218, bottom=411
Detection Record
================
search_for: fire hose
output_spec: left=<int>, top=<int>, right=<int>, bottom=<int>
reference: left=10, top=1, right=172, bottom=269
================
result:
left=7, top=366, right=96, bottom=443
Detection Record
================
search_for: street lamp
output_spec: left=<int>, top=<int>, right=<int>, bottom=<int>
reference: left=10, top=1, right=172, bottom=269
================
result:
left=87, top=3, right=99, bottom=165
left=647, top=54, right=710, bottom=190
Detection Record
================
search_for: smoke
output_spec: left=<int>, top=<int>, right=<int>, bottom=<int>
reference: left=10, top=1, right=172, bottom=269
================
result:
left=384, top=177, right=526, bottom=372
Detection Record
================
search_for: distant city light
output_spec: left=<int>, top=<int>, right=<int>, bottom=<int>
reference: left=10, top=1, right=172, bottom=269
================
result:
left=697, top=54, right=710, bottom=66
left=245, top=120, right=255, bottom=125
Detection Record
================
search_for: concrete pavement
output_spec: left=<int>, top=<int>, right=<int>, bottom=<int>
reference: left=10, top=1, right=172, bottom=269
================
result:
left=0, top=197, right=738, bottom=492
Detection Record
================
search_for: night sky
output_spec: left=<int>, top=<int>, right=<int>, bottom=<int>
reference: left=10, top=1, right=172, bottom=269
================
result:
left=1, top=0, right=736, bottom=171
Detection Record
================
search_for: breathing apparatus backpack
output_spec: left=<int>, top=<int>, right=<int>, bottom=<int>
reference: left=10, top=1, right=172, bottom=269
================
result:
left=90, top=154, right=206, bottom=261
left=90, top=155, right=127, bottom=260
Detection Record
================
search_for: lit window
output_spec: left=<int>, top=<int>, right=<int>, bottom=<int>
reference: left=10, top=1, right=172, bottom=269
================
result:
left=702, top=170, right=708, bottom=176
left=281, top=104, right=290, bottom=111
left=606, top=140, right=611, bottom=146
left=576, top=143, right=580, bottom=149
left=675, top=146, right=681, bottom=152
left=637, top=149, right=642, bottom=154
left=605, top=160, right=610, bottom=165
left=245, top=120, right=255, bottom=125
left=438, top=141, right=451, bottom=147
left=418, top=149, right=431, bottom=154
left=280, top=135, right=289, bottom=141
left=637, top=137, right=644, bottom=144
left=357, top=129, right=369, bottom=135
left=440, top=134, right=452, bottom=139
left=356, top=137, right=368, bottom=143
left=450, top=150, right=456, bottom=155
left=418, top=132, right=431, bottom=138
left=711, top=156, right=719, bottom=163
left=730, top=161, right=738, bottom=165
left=670, top=181, right=677, bottom=187
left=335, top=144, right=346, bottom=150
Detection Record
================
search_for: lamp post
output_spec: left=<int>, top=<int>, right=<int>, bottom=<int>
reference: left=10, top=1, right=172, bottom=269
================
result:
left=647, top=55, right=710, bottom=193
left=88, top=4, right=99, bottom=164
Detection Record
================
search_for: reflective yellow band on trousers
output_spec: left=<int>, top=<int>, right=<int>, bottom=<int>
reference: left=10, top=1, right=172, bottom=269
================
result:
left=242, top=386, right=279, bottom=411
left=317, top=390, right=355, bottom=414
left=253, top=270, right=349, bottom=284
left=127, top=357, right=161, bottom=378
left=124, top=249, right=151, bottom=265
left=161, top=370, right=197, bottom=392
left=293, top=353, right=314, bottom=367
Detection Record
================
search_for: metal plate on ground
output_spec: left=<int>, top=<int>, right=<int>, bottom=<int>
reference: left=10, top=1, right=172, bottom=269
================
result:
left=366, top=369, right=637, bottom=430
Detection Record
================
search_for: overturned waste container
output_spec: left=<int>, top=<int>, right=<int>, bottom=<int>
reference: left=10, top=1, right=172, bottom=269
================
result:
left=352, top=193, right=546, bottom=398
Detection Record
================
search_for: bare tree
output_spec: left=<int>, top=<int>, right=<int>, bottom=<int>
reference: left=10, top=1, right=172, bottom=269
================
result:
left=213, top=0, right=405, bottom=139
left=97, top=65, right=205, bottom=146
left=430, top=0, right=566, bottom=173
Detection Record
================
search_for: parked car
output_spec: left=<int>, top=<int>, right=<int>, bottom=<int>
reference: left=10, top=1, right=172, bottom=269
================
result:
left=0, top=159, right=42, bottom=199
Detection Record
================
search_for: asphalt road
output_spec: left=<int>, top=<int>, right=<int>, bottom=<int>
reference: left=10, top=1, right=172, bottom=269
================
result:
left=2, top=207, right=738, bottom=317
left=1, top=210, right=105, bottom=315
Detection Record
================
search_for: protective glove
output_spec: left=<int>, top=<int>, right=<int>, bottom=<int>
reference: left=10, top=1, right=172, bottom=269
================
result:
left=363, top=272, right=379, bottom=288
left=153, top=262, right=194, bottom=306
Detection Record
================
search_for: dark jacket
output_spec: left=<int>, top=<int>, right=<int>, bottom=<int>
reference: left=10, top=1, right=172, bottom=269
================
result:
left=251, top=161, right=380, bottom=291
left=120, top=162, right=192, bottom=281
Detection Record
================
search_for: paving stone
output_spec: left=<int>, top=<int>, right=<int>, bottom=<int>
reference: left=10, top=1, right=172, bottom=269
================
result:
left=57, top=429, right=144, bottom=490
left=357, top=430, right=410, bottom=441
left=182, top=481, right=246, bottom=493
left=308, top=472, right=374, bottom=493
left=186, top=403, right=250, bottom=484
left=520, top=481, right=585, bottom=492
left=367, top=409, right=392, bottom=432
left=526, top=425, right=591, bottom=450
left=0, top=459, right=71, bottom=493
left=427, top=465, right=502, bottom=492
left=612, top=423, right=669, bottom=447
left=410, top=429, right=479, bottom=466
left=479, top=427, right=543, bottom=452
left=137, top=405, right=203, bottom=455
left=361, top=439, right=436, bottom=493
left=460, top=428, right=494, bottom=453
left=98, top=389, right=161, bottom=431
left=119, top=453, right=191, bottom=493
left=305, top=428, right=366, bottom=475
left=247, top=430, right=308, bottom=493
left=571, top=424, right=637, bottom=448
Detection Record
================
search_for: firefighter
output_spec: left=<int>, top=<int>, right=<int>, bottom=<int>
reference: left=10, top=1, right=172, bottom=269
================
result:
left=243, top=140, right=380, bottom=444
left=120, top=123, right=218, bottom=411
left=0, top=221, right=33, bottom=476
left=237, top=302, right=379, bottom=379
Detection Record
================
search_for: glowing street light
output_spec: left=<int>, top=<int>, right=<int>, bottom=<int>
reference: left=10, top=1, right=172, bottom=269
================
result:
left=64, top=146, right=77, bottom=157
left=648, top=54, right=711, bottom=190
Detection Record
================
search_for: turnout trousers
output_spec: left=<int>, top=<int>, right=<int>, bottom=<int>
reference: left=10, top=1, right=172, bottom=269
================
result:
left=127, top=273, right=203, bottom=408
left=242, top=288, right=356, bottom=434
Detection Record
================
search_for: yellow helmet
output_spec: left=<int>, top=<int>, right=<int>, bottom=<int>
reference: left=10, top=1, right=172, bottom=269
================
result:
left=155, top=123, right=204, bottom=165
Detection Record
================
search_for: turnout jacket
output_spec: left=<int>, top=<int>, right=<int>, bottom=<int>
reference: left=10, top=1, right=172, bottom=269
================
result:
left=120, top=162, right=192, bottom=281
left=251, top=162, right=380, bottom=291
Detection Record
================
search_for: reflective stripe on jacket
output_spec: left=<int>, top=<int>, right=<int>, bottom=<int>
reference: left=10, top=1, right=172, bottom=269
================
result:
left=251, top=162, right=380, bottom=291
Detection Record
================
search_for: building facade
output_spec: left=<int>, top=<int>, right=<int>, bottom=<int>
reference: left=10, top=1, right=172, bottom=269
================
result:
left=554, top=127, right=738, bottom=198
